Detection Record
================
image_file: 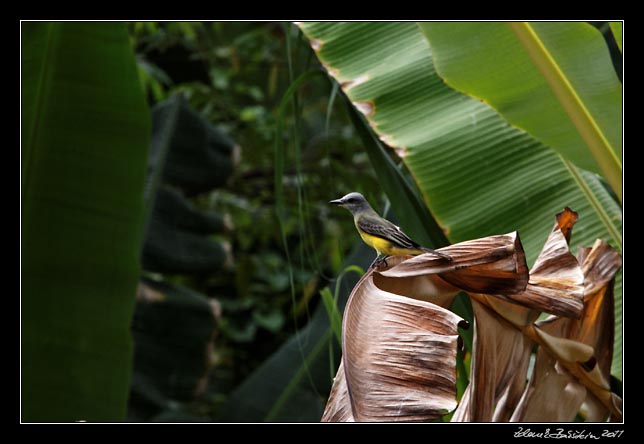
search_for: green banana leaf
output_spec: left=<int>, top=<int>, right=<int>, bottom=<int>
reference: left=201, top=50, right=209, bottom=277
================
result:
left=297, top=22, right=622, bottom=380
left=141, top=96, right=235, bottom=274
left=128, top=278, right=218, bottom=422
left=22, top=22, right=150, bottom=421
left=129, top=94, right=237, bottom=420
left=154, top=96, right=238, bottom=196
left=152, top=186, right=227, bottom=235
left=343, top=93, right=449, bottom=248
left=610, top=22, right=623, bottom=53
left=418, top=22, right=622, bottom=200
left=142, top=186, right=230, bottom=274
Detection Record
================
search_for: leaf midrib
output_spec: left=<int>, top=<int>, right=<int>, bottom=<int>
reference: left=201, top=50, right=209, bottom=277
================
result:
left=507, top=22, right=622, bottom=201
left=561, top=159, right=622, bottom=251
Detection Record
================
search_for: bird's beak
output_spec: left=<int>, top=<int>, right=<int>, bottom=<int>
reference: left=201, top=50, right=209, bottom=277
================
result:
left=329, top=198, right=344, bottom=205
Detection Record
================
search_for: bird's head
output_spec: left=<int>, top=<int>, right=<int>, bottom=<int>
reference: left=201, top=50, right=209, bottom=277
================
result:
left=329, top=192, right=372, bottom=215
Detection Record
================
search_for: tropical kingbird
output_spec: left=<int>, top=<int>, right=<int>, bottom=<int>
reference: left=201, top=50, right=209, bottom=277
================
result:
left=329, top=192, right=451, bottom=267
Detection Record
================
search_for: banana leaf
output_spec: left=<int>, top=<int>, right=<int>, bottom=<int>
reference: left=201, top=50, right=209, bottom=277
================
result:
left=337, top=266, right=464, bottom=421
left=128, top=279, right=218, bottom=422
left=297, top=22, right=622, bottom=379
left=609, top=22, right=622, bottom=53
left=141, top=96, right=236, bottom=274
left=153, top=95, right=239, bottom=196
left=142, top=186, right=231, bottom=274
left=130, top=91, right=238, bottom=420
left=22, top=22, right=149, bottom=422
left=418, top=22, right=622, bottom=198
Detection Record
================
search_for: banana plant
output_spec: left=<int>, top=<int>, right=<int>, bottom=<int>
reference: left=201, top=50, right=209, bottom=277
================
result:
left=22, top=22, right=150, bottom=422
left=128, top=95, right=238, bottom=421
left=297, top=21, right=622, bottom=382
left=296, top=21, right=622, bottom=422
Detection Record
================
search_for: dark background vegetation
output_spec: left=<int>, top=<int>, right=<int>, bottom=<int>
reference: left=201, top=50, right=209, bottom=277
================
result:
left=128, top=21, right=386, bottom=421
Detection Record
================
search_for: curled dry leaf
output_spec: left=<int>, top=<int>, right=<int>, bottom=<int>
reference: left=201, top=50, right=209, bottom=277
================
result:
left=555, top=206, right=578, bottom=243
left=497, top=208, right=584, bottom=318
left=321, top=359, right=355, bottom=422
left=510, top=348, right=587, bottom=422
left=579, top=239, right=623, bottom=303
left=325, top=207, right=620, bottom=422
left=373, top=255, right=460, bottom=308
left=451, top=208, right=620, bottom=422
left=322, top=267, right=465, bottom=422
left=574, top=240, right=621, bottom=378
left=452, top=298, right=534, bottom=422
left=509, top=238, right=622, bottom=421
left=381, top=231, right=529, bottom=296
left=530, top=325, right=595, bottom=364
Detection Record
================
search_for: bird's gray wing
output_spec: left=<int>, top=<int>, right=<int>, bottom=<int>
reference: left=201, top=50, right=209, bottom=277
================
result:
left=357, top=214, right=421, bottom=249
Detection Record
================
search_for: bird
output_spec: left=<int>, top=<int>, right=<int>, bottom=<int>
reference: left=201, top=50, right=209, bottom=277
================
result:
left=329, top=192, right=451, bottom=267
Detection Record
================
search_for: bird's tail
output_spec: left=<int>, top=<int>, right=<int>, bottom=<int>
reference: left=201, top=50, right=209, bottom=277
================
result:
left=420, top=247, right=452, bottom=261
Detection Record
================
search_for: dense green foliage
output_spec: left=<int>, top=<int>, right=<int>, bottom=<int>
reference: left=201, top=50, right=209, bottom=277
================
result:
left=127, top=22, right=387, bottom=421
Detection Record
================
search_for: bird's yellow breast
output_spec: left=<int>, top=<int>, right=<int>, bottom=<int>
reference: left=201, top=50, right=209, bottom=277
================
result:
left=357, top=226, right=423, bottom=256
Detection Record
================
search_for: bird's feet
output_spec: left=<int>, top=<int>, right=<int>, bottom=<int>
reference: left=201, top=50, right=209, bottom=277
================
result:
left=370, top=255, right=389, bottom=269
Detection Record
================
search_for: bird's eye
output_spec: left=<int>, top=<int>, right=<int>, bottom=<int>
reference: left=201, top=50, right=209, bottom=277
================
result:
left=347, top=198, right=356, bottom=203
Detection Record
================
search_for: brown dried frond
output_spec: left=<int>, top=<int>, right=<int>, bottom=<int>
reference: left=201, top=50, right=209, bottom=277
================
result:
left=382, top=231, right=529, bottom=296
left=322, top=267, right=464, bottom=422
